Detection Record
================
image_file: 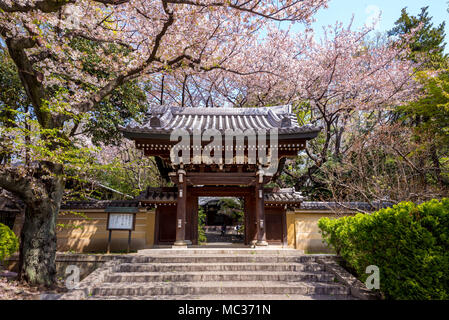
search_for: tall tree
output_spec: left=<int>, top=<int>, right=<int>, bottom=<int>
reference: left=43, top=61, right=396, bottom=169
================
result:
left=312, top=8, right=449, bottom=206
left=242, top=24, right=419, bottom=197
left=399, top=68, right=449, bottom=187
left=389, top=6, right=449, bottom=189
left=166, top=23, right=420, bottom=200
left=388, top=6, right=447, bottom=68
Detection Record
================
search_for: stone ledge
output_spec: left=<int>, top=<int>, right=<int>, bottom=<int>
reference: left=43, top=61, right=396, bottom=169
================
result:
left=316, top=257, right=382, bottom=300
left=5, top=253, right=133, bottom=280
left=6, top=253, right=132, bottom=262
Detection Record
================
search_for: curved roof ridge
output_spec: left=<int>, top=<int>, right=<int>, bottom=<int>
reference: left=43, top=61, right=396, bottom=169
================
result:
left=146, top=105, right=292, bottom=116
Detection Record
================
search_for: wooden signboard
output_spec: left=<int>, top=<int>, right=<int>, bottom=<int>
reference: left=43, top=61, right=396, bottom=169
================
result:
left=107, top=213, right=136, bottom=231
left=105, top=208, right=138, bottom=254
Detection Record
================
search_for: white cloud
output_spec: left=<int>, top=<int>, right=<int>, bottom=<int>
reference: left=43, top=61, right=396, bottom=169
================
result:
left=365, top=5, right=382, bottom=30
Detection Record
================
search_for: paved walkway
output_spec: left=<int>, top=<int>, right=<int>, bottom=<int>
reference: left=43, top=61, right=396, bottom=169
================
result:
left=204, top=229, right=244, bottom=244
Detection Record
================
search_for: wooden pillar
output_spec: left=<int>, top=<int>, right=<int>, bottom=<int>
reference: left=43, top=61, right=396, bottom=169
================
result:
left=174, top=169, right=187, bottom=247
left=256, top=171, right=268, bottom=246
left=188, top=194, right=199, bottom=245
left=245, top=194, right=257, bottom=246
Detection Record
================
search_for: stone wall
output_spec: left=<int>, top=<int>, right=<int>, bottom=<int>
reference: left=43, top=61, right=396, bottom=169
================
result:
left=13, top=209, right=156, bottom=253
left=11, top=206, right=354, bottom=254
left=6, top=253, right=127, bottom=280
left=286, top=210, right=355, bottom=253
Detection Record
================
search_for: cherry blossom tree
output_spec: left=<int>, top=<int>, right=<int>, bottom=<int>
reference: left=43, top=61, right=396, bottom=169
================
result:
left=214, top=22, right=420, bottom=195
left=285, top=24, right=420, bottom=191
left=321, top=121, right=448, bottom=210
left=141, top=27, right=306, bottom=108
left=0, top=0, right=329, bottom=286
left=172, top=23, right=420, bottom=199
left=114, top=20, right=422, bottom=204
left=94, top=141, right=164, bottom=196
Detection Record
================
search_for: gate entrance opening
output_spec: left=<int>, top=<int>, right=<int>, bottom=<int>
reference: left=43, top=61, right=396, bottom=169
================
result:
left=199, top=197, right=244, bottom=244
left=151, top=186, right=293, bottom=247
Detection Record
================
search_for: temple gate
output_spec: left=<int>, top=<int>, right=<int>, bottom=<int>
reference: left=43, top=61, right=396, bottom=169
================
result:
left=121, top=105, right=320, bottom=247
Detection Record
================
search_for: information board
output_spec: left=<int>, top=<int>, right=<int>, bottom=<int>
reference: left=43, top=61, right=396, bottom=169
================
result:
left=107, top=213, right=135, bottom=230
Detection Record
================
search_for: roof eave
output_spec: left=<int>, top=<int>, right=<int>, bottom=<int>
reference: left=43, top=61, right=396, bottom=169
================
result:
left=278, top=129, right=321, bottom=141
left=121, top=128, right=322, bottom=142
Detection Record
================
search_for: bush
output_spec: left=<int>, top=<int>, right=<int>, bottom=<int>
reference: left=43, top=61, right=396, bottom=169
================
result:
left=318, top=199, right=449, bottom=300
left=0, top=223, right=19, bottom=263
left=198, top=207, right=207, bottom=244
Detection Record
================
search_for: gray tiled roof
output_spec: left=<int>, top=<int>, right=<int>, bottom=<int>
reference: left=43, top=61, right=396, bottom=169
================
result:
left=299, top=201, right=394, bottom=212
left=265, top=188, right=304, bottom=203
left=61, top=200, right=139, bottom=210
left=136, top=187, right=304, bottom=204
left=120, top=105, right=320, bottom=136
left=198, top=197, right=240, bottom=206
left=135, top=188, right=178, bottom=203
left=56, top=191, right=392, bottom=212
left=57, top=200, right=393, bottom=211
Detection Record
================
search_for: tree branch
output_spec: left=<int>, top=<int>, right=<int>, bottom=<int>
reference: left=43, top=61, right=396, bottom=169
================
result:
left=164, top=0, right=315, bottom=22
left=74, top=1, right=175, bottom=113
left=0, top=0, right=130, bottom=13
left=0, top=167, right=35, bottom=202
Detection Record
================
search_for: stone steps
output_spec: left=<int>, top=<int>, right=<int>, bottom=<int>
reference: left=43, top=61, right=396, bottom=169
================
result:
left=92, top=281, right=351, bottom=296
left=117, top=262, right=326, bottom=273
left=137, top=249, right=305, bottom=255
left=106, top=271, right=336, bottom=283
left=126, top=255, right=321, bottom=264
left=78, top=250, right=355, bottom=300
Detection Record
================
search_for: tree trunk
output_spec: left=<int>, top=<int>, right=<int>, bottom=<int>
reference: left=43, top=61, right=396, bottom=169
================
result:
left=18, top=174, right=64, bottom=288
left=429, top=142, right=448, bottom=186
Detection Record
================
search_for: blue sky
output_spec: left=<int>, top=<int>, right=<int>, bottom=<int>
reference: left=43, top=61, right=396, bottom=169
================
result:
left=295, top=0, right=449, bottom=52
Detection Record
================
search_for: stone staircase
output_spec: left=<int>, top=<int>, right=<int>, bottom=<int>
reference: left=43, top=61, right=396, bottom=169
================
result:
left=80, top=249, right=356, bottom=300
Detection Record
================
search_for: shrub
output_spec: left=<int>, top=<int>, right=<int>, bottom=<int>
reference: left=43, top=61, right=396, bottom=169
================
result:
left=318, top=199, right=449, bottom=300
left=198, top=207, right=207, bottom=244
left=0, top=223, right=19, bottom=263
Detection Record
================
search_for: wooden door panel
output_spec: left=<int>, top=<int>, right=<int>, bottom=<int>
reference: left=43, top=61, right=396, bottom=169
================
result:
left=265, top=208, right=284, bottom=244
left=158, top=206, right=177, bottom=243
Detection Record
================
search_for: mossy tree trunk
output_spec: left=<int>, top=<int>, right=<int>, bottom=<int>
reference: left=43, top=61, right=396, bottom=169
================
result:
left=1, top=163, right=64, bottom=287
left=18, top=183, right=63, bottom=287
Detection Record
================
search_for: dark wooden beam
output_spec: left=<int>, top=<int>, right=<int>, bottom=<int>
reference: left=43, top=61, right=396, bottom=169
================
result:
left=174, top=172, right=187, bottom=246
left=186, top=172, right=256, bottom=186
left=189, top=186, right=253, bottom=196
left=255, top=177, right=268, bottom=246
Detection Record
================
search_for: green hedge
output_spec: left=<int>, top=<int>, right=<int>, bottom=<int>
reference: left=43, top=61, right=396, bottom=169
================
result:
left=0, top=222, right=19, bottom=263
left=318, top=199, right=449, bottom=300
left=198, top=207, right=207, bottom=244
